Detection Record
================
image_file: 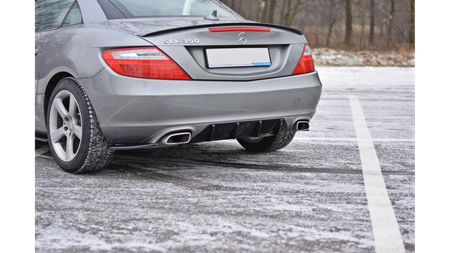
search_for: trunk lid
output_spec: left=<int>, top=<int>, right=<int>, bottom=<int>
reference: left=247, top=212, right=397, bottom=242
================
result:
left=97, top=19, right=308, bottom=81
left=144, top=23, right=307, bottom=81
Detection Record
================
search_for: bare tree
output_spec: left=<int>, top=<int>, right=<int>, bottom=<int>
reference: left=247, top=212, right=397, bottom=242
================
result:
left=283, top=0, right=313, bottom=27
left=359, top=0, right=366, bottom=50
left=257, top=0, right=266, bottom=22
left=315, top=0, right=343, bottom=47
left=267, top=0, right=277, bottom=23
left=407, top=0, right=415, bottom=50
left=369, top=0, right=375, bottom=46
left=386, top=0, right=395, bottom=48
left=344, top=0, right=353, bottom=48
left=279, top=0, right=288, bottom=24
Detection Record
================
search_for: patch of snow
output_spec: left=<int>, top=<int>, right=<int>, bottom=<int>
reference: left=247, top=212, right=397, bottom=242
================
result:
left=312, top=48, right=415, bottom=67
left=316, top=66, right=415, bottom=86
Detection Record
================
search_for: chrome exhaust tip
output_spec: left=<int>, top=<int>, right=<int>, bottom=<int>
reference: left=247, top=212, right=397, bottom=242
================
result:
left=160, top=132, right=192, bottom=146
left=294, top=121, right=310, bottom=131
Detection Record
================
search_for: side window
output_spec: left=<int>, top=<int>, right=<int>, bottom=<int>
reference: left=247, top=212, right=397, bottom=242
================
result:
left=35, top=0, right=75, bottom=32
left=62, top=1, right=82, bottom=27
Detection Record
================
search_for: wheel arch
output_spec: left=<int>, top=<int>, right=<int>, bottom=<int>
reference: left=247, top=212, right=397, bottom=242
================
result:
left=43, top=72, right=74, bottom=122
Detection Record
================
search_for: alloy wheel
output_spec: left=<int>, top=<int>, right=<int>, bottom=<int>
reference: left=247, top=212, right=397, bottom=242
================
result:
left=48, top=90, right=82, bottom=162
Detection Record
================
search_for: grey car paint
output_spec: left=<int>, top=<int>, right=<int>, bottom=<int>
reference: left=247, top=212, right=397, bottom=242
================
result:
left=35, top=0, right=322, bottom=148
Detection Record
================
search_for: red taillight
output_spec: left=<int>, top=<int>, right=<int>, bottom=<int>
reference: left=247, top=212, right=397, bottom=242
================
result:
left=102, top=47, right=191, bottom=80
left=209, top=27, right=271, bottom=33
left=292, top=44, right=315, bottom=75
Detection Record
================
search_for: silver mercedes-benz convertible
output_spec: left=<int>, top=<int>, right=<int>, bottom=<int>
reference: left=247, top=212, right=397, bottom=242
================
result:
left=35, top=0, right=322, bottom=173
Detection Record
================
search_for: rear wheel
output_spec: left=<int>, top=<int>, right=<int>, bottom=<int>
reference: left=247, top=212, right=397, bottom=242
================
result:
left=237, top=130, right=296, bottom=152
left=47, top=77, right=114, bottom=173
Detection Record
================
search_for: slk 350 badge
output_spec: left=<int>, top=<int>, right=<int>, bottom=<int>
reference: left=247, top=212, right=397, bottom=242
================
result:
left=163, top=38, right=200, bottom=44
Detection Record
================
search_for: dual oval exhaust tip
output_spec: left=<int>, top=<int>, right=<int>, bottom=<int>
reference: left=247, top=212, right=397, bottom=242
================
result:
left=294, top=121, right=310, bottom=131
left=159, top=132, right=192, bottom=146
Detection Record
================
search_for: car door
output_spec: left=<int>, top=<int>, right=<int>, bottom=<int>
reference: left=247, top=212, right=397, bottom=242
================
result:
left=31, top=0, right=78, bottom=106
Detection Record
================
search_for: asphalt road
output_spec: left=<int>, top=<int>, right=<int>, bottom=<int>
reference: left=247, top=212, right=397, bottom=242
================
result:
left=35, top=67, right=415, bottom=253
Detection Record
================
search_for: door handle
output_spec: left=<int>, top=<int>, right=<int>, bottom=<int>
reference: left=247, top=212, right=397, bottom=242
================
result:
left=35, top=48, right=39, bottom=56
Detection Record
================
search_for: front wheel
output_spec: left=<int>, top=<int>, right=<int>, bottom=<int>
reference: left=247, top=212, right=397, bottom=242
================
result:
left=237, top=130, right=296, bottom=152
left=46, top=77, right=114, bottom=173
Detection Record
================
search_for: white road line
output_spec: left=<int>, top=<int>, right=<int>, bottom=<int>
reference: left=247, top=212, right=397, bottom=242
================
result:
left=349, top=96, right=406, bottom=253
left=35, top=146, right=50, bottom=157
left=294, top=137, right=414, bottom=142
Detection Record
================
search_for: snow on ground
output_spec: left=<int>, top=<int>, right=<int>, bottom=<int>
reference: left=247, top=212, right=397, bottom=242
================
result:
left=316, top=66, right=415, bottom=86
left=312, top=48, right=415, bottom=67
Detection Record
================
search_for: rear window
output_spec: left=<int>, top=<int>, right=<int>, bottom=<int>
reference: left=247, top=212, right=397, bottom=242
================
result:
left=108, top=0, right=237, bottom=18
left=35, top=0, right=77, bottom=31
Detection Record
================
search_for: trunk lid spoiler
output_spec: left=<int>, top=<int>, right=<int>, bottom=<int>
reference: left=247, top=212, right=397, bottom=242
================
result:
left=95, top=18, right=302, bottom=37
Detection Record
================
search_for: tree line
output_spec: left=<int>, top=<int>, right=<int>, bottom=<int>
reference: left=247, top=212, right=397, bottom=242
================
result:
left=221, top=0, right=415, bottom=51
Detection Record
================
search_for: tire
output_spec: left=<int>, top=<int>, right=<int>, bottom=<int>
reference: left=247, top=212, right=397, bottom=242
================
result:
left=46, top=77, right=114, bottom=173
left=237, top=130, right=296, bottom=152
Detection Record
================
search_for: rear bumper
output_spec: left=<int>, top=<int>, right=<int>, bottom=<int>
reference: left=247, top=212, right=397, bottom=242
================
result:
left=80, top=68, right=322, bottom=145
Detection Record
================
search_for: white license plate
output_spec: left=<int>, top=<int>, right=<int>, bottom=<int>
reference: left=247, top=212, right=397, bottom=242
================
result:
left=206, top=48, right=271, bottom=68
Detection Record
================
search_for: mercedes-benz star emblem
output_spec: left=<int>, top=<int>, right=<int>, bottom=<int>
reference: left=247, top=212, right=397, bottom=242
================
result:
left=238, top=32, right=247, bottom=44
